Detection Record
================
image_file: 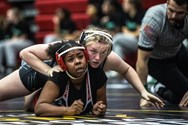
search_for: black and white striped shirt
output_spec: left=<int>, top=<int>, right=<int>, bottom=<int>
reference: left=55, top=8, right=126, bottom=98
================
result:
left=138, top=4, right=188, bottom=59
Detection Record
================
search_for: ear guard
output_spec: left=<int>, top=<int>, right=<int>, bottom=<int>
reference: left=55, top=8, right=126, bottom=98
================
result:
left=55, top=52, right=67, bottom=70
left=55, top=41, right=89, bottom=71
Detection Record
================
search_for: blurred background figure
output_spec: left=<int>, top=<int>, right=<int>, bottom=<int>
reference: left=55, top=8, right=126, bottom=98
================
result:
left=113, top=0, right=145, bottom=59
left=0, top=15, right=6, bottom=41
left=0, top=7, right=34, bottom=74
left=100, top=0, right=123, bottom=34
left=43, top=7, right=78, bottom=44
left=86, top=2, right=103, bottom=28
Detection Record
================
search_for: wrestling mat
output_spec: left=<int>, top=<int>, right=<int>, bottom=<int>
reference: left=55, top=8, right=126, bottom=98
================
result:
left=0, top=79, right=187, bottom=125
left=0, top=109, right=188, bottom=125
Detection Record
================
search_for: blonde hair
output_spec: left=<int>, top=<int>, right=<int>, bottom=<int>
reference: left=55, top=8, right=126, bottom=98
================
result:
left=79, top=27, right=113, bottom=55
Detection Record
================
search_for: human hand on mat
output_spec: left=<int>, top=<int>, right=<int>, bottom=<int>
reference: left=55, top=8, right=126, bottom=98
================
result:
left=92, top=101, right=106, bottom=117
left=68, top=99, right=84, bottom=115
left=141, top=91, right=165, bottom=109
left=179, top=91, right=188, bottom=107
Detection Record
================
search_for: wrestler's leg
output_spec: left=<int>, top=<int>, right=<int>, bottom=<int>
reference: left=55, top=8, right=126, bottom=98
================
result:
left=0, top=70, right=31, bottom=101
left=24, top=89, right=41, bottom=112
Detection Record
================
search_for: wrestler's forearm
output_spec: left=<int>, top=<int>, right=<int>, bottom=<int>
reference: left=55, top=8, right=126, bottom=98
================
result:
left=20, top=44, right=52, bottom=76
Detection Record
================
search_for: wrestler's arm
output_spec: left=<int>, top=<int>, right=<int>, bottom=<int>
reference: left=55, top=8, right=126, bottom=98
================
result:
left=103, top=51, right=147, bottom=94
left=103, top=51, right=164, bottom=108
left=19, top=41, right=61, bottom=76
left=93, top=84, right=107, bottom=116
left=34, top=81, right=65, bottom=116
left=35, top=80, right=84, bottom=116
left=96, top=84, right=107, bottom=105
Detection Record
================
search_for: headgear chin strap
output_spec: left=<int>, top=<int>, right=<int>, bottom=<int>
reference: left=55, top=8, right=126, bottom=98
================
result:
left=65, top=67, right=88, bottom=80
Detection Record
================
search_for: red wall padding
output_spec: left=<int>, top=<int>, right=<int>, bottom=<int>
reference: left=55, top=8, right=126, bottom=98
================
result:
left=34, top=0, right=90, bottom=43
left=0, top=1, right=10, bottom=15
left=35, top=13, right=90, bottom=31
left=34, top=0, right=167, bottom=44
left=35, top=0, right=88, bottom=14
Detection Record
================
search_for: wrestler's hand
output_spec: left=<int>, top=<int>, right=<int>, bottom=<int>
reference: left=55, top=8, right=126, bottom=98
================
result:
left=68, top=99, right=84, bottom=115
left=92, top=101, right=106, bottom=117
left=141, top=91, right=165, bottom=109
left=179, top=91, right=188, bottom=107
left=140, top=98, right=154, bottom=107
left=47, top=65, right=64, bottom=77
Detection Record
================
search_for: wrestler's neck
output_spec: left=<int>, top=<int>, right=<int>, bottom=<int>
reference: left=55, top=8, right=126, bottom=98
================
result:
left=70, top=75, right=85, bottom=84
left=70, top=75, right=86, bottom=90
left=66, top=67, right=88, bottom=84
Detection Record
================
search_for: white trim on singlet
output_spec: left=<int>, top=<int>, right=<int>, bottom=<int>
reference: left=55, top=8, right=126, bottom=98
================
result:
left=55, top=71, right=93, bottom=112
